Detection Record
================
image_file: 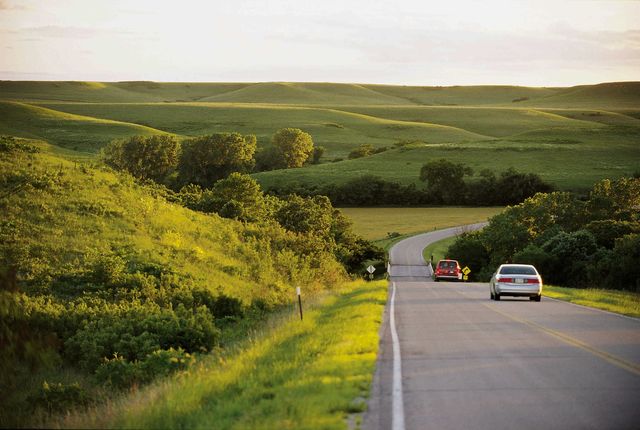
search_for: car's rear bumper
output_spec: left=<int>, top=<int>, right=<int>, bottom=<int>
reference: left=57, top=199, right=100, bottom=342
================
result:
left=495, top=284, right=541, bottom=296
left=435, top=274, right=460, bottom=281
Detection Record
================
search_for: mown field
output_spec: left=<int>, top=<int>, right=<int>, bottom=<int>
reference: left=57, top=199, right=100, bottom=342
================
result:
left=1, top=81, right=639, bottom=192
left=341, top=207, right=502, bottom=241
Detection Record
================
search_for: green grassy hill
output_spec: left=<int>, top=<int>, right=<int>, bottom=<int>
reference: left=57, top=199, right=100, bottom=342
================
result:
left=336, top=106, right=597, bottom=137
left=0, top=101, right=168, bottom=151
left=198, top=82, right=413, bottom=105
left=1, top=80, right=638, bottom=189
left=0, top=81, right=250, bottom=103
left=254, top=123, right=639, bottom=191
left=33, top=102, right=488, bottom=156
left=361, top=84, right=561, bottom=106
left=518, top=82, right=640, bottom=109
left=0, top=136, right=346, bottom=426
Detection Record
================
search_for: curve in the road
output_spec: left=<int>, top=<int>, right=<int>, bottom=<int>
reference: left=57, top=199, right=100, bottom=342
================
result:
left=365, top=223, right=640, bottom=430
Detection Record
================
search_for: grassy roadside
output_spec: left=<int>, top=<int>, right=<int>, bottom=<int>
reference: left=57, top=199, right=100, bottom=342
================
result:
left=57, top=280, right=387, bottom=429
left=544, top=286, right=640, bottom=318
left=422, top=236, right=457, bottom=265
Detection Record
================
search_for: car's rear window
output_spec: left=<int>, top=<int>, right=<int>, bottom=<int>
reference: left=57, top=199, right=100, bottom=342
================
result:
left=438, top=261, right=458, bottom=268
left=500, top=265, right=537, bottom=275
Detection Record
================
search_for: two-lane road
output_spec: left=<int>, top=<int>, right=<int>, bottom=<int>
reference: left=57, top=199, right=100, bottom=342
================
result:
left=365, top=227, right=640, bottom=430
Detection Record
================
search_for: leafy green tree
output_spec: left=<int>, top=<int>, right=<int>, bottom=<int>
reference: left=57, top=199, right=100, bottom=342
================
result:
left=446, top=231, right=491, bottom=281
left=276, top=195, right=333, bottom=241
left=585, top=220, right=640, bottom=248
left=101, top=135, right=180, bottom=182
left=204, top=173, right=270, bottom=222
left=419, top=159, right=473, bottom=204
left=271, top=128, right=314, bottom=168
left=540, top=230, right=599, bottom=287
left=598, top=234, right=640, bottom=291
left=587, top=177, right=640, bottom=222
left=178, top=133, right=257, bottom=187
left=492, top=168, right=554, bottom=205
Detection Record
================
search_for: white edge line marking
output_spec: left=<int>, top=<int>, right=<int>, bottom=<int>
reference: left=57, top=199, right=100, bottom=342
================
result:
left=390, top=281, right=405, bottom=430
left=544, top=296, right=639, bottom=322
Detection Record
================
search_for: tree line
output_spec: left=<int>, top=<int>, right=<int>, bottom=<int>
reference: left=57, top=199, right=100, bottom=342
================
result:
left=267, top=159, right=554, bottom=207
left=101, top=128, right=320, bottom=189
left=447, top=177, right=640, bottom=291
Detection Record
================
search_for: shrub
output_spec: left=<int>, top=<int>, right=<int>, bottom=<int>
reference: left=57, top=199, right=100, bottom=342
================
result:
left=64, top=302, right=218, bottom=371
left=30, top=381, right=89, bottom=414
left=95, top=348, right=195, bottom=389
left=446, top=232, right=490, bottom=281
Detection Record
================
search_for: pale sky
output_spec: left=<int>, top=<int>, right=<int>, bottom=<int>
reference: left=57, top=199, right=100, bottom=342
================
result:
left=0, top=0, right=639, bottom=86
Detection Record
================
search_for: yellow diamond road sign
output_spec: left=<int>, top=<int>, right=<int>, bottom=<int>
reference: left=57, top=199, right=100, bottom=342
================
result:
left=462, top=266, right=471, bottom=275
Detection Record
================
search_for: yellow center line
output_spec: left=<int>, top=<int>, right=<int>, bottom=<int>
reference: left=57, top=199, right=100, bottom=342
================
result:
left=455, top=287, right=640, bottom=377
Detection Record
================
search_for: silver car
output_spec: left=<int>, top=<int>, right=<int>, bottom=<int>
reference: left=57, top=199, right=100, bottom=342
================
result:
left=490, top=264, right=542, bottom=301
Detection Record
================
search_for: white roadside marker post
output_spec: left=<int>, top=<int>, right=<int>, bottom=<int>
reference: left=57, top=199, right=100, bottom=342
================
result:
left=296, top=287, right=303, bottom=321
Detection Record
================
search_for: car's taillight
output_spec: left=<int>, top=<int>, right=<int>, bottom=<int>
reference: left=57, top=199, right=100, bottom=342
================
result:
left=497, top=277, right=513, bottom=283
left=526, top=279, right=540, bottom=284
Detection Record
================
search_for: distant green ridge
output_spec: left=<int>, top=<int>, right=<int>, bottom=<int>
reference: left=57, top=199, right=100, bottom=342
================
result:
left=0, top=101, right=169, bottom=151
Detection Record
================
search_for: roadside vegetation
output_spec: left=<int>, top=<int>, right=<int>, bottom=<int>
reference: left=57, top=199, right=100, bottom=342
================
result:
left=0, top=135, right=380, bottom=427
left=57, top=280, right=387, bottom=429
left=422, top=236, right=458, bottom=265
left=447, top=177, right=640, bottom=292
left=544, top=286, right=640, bottom=318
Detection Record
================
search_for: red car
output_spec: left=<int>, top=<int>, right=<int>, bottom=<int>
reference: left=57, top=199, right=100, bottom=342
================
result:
left=434, top=259, right=462, bottom=282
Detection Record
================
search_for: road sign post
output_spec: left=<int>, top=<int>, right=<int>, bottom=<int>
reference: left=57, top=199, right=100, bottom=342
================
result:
left=367, top=265, right=376, bottom=281
left=462, top=266, right=471, bottom=281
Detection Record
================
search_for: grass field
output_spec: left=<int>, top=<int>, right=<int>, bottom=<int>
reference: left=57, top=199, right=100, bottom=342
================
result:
left=422, top=236, right=458, bottom=265
left=544, top=286, right=640, bottom=318
left=57, top=280, right=387, bottom=429
left=1, top=81, right=639, bottom=190
left=340, top=207, right=502, bottom=241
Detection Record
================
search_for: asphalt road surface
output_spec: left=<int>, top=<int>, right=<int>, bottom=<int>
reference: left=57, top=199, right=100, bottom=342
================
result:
left=364, top=226, right=640, bottom=430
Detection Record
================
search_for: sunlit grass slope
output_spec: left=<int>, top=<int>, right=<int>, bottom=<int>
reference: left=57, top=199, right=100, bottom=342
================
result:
left=36, top=102, right=488, bottom=156
left=199, top=82, right=414, bottom=105
left=254, top=124, right=640, bottom=191
left=0, top=101, right=168, bottom=151
left=62, top=280, right=387, bottom=429
left=1, top=138, right=339, bottom=307
left=339, top=106, right=597, bottom=137
left=518, top=82, right=640, bottom=109
left=361, top=84, right=561, bottom=105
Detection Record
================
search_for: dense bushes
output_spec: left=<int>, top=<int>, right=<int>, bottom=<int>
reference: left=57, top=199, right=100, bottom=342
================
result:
left=447, top=177, right=640, bottom=290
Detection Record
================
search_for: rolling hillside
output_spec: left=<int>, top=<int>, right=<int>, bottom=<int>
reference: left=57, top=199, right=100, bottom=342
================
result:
left=1, top=80, right=638, bottom=189
left=33, top=102, right=489, bottom=156
left=0, top=101, right=168, bottom=151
